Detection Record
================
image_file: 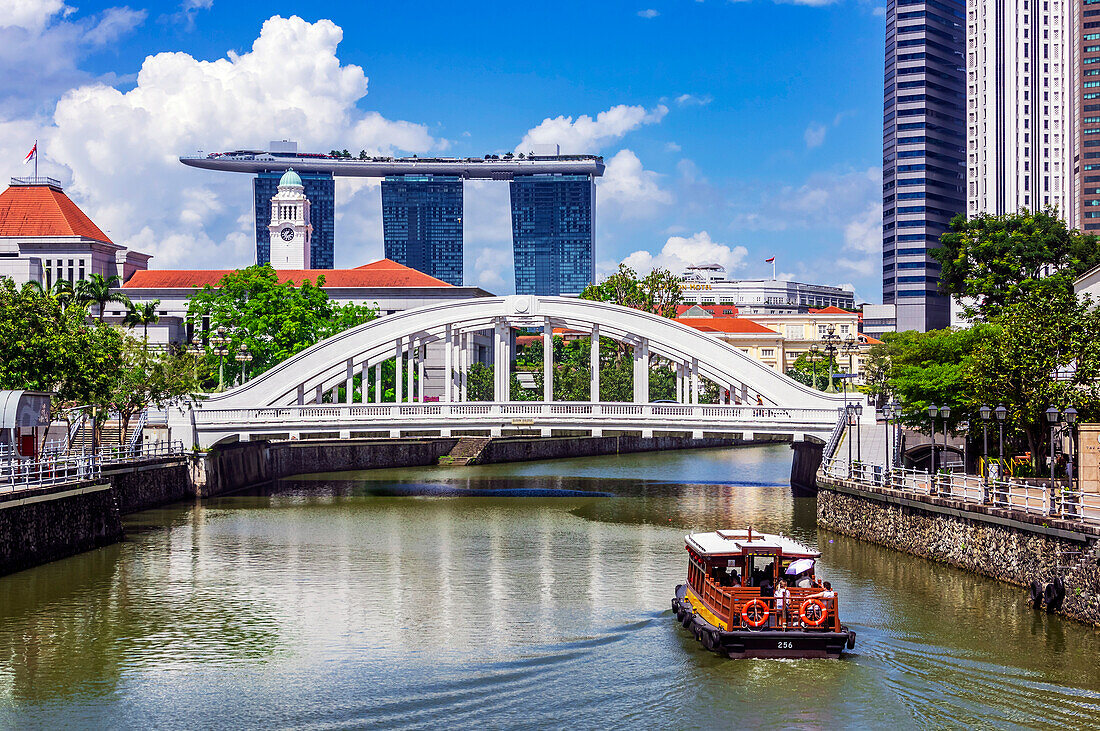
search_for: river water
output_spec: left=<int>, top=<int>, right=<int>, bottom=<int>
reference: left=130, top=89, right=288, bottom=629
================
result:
left=2, top=444, right=1099, bottom=729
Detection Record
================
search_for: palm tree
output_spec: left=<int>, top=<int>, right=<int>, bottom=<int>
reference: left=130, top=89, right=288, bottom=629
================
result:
left=76, top=273, right=130, bottom=321
left=50, top=279, right=75, bottom=312
left=123, top=299, right=161, bottom=347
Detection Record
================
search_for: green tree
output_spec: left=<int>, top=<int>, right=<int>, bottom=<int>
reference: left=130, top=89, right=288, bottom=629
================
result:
left=934, top=209, right=1100, bottom=320
left=968, top=283, right=1100, bottom=471
left=108, top=339, right=204, bottom=445
left=877, top=325, right=993, bottom=432
left=580, top=264, right=682, bottom=317
left=76, top=273, right=131, bottom=321
left=186, top=266, right=377, bottom=386
left=123, top=299, right=161, bottom=347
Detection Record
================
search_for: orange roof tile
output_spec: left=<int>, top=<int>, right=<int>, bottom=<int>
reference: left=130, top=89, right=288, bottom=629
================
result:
left=675, top=304, right=739, bottom=318
left=808, top=306, right=853, bottom=314
left=0, top=184, right=112, bottom=242
left=123, top=259, right=455, bottom=289
left=677, top=318, right=779, bottom=335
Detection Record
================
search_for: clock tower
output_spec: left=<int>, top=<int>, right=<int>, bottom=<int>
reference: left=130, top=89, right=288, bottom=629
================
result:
left=267, top=168, right=312, bottom=268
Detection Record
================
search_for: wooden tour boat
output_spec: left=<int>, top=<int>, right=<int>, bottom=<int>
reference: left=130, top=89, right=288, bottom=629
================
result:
left=671, top=528, right=856, bottom=659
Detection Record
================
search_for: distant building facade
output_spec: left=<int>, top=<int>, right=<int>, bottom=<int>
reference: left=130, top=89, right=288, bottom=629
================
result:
left=882, top=0, right=966, bottom=332
left=679, top=264, right=855, bottom=314
left=254, top=169, right=333, bottom=269
left=381, top=174, right=463, bottom=285
left=0, top=177, right=150, bottom=291
left=510, top=174, right=596, bottom=296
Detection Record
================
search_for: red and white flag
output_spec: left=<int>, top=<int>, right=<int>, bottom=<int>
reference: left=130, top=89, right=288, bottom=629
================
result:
left=764, top=256, right=775, bottom=263
left=23, top=142, right=36, bottom=165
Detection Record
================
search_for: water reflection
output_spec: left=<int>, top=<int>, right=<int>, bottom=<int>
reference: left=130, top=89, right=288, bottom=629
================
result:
left=0, top=444, right=1098, bottom=728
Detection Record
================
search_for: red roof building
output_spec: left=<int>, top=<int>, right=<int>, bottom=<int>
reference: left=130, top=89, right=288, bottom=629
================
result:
left=0, top=178, right=150, bottom=288
left=123, top=259, right=453, bottom=290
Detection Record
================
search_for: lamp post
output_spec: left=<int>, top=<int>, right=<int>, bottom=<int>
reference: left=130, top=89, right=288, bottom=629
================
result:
left=994, top=405, right=1007, bottom=462
left=979, top=404, right=991, bottom=473
left=881, top=403, right=892, bottom=474
left=1045, top=406, right=1060, bottom=484
left=854, top=402, right=864, bottom=463
left=927, top=404, right=940, bottom=474
left=1065, top=405, right=1079, bottom=489
left=888, top=399, right=901, bottom=470
left=210, top=326, right=229, bottom=391
left=807, top=343, right=822, bottom=390
left=821, top=324, right=841, bottom=393
left=235, top=344, right=253, bottom=383
left=939, top=405, right=951, bottom=471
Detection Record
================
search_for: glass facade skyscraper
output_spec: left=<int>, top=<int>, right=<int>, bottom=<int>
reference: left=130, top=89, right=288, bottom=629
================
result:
left=882, top=0, right=966, bottom=331
left=254, top=171, right=335, bottom=269
left=509, top=174, right=595, bottom=296
left=381, top=175, right=464, bottom=285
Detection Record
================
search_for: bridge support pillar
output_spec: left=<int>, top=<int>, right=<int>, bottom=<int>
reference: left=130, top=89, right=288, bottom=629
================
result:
left=390, top=429, right=401, bottom=438
left=543, top=319, right=553, bottom=403
left=690, top=358, right=699, bottom=404
left=339, top=430, right=350, bottom=440
left=590, top=324, right=600, bottom=401
left=445, top=324, right=454, bottom=403
left=395, top=338, right=403, bottom=403
left=407, top=338, right=415, bottom=404
left=633, top=338, right=649, bottom=403
left=315, top=384, right=323, bottom=404
left=691, top=429, right=703, bottom=439
left=676, top=363, right=683, bottom=403
left=346, top=359, right=354, bottom=404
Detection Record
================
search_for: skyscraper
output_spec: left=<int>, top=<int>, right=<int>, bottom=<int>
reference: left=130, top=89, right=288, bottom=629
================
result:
left=510, top=174, right=595, bottom=296
left=1075, top=0, right=1100, bottom=232
left=254, top=170, right=334, bottom=268
left=967, top=0, right=1072, bottom=218
left=882, top=0, right=967, bottom=332
left=381, top=174, right=464, bottom=285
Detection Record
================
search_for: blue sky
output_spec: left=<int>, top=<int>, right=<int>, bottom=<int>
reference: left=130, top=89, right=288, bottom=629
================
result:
left=0, top=0, right=887, bottom=299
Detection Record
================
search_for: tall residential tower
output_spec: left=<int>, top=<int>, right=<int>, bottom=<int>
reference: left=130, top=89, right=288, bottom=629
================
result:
left=967, top=0, right=1073, bottom=218
left=882, top=0, right=967, bottom=332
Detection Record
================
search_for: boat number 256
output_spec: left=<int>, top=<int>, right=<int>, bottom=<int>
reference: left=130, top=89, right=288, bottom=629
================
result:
left=777, top=641, right=793, bottom=649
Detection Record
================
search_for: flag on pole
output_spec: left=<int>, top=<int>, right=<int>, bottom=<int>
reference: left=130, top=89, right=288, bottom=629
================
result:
left=764, top=256, right=775, bottom=263
left=23, top=142, right=37, bottom=165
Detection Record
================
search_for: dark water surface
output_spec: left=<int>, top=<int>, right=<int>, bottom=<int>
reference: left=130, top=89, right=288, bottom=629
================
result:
left=2, top=444, right=1099, bottom=729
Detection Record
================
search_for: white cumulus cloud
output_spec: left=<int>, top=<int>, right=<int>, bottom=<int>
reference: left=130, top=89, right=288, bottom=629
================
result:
left=638, top=8, right=660, bottom=17
left=31, top=15, right=437, bottom=269
left=621, top=231, right=748, bottom=275
left=598, top=149, right=673, bottom=217
left=517, top=103, right=668, bottom=154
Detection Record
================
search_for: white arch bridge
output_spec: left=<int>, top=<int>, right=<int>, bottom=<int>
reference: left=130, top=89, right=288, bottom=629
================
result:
left=173, top=296, right=863, bottom=449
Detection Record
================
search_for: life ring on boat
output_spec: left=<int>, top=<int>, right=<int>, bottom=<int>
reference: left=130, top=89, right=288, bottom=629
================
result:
left=740, top=599, right=769, bottom=628
left=799, top=599, right=828, bottom=627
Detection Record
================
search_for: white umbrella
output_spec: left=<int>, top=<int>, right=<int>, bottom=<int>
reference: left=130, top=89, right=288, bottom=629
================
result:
left=785, top=558, right=815, bottom=575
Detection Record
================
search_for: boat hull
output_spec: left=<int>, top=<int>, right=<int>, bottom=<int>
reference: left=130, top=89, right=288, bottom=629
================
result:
left=672, top=584, right=855, bottom=660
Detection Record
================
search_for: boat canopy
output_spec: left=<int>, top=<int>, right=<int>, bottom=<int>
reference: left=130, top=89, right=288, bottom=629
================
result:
left=685, top=529, right=820, bottom=559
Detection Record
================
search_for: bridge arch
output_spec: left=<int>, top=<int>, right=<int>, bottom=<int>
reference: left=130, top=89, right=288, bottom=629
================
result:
left=180, top=296, right=858, bottom=447
left=204, top=295, right=848, bottom=411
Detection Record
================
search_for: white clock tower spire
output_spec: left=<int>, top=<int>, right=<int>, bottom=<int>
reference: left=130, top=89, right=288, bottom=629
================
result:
left=268, top=169, right=312, bottom=269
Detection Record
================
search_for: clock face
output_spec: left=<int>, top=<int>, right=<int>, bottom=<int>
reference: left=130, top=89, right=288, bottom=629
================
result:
left=279, top=226, right=294, bottom=242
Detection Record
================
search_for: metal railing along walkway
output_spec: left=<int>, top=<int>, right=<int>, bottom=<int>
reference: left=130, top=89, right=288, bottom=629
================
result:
left=1, top=441, right=187, bottom=493
left=821, top=457, right=1100, bottom=527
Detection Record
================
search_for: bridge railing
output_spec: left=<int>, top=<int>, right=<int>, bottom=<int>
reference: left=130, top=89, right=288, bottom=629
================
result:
left=191, top=402, right=841, bottom=427
left=821, top=456, right=1100, bottom=527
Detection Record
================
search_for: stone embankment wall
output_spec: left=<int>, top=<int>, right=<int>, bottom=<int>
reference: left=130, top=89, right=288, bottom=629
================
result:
left=477, top=435, right=747, bottom=465
left=817, top=475, right=1100, bottom=626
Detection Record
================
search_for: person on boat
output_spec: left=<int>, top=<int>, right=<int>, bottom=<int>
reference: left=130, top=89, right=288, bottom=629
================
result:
left=774, top=580, right=792, bottom=627
left=794, top=570, right=813, bottom=588
left=809, top=581, right=836, bottom=608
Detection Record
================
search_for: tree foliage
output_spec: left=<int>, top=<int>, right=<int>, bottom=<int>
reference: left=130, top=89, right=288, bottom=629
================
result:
left=934, top=209, right=1100, bottom=320
left=186, top=266, right=378, bottom=386
left=580, top=264, right=683, bottom=318
left=968, top=283, right=1100, bottom=469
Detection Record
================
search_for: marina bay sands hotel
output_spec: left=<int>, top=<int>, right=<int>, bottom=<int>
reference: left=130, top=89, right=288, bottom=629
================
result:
left=180, top=141, right=604, bottom=295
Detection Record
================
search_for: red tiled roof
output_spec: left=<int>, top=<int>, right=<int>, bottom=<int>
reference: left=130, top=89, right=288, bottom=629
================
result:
left=808, top=306, right=853, bottom=314
left=859, top=332, right=883, bottom=345
left=0, top=184, right=112, bottom=242
left=677, top=318, right=779, bottom=335
left=123, top=259, right=454, bottom=289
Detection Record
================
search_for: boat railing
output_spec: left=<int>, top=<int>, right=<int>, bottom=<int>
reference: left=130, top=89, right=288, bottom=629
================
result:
left=697, top=575, right=842, bottom=632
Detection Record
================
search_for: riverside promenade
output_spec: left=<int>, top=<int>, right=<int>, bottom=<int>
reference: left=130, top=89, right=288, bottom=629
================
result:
left=816, top=455, right=1100, bottom=626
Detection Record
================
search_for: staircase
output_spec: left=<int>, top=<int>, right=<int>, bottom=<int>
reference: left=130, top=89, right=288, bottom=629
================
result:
left=69, top=420, right=131, bottom=452
left=438, top=437, right=492, bottom=466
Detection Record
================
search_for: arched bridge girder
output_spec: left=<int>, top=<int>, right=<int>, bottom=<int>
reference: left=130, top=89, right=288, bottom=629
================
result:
left=202, top=295, right=851, bottom=412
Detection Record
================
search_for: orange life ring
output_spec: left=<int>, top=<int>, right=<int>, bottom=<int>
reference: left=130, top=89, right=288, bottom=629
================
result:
left=740, top=599, right=770, bottom=628
left=799, top=598, right=828, bottom=627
